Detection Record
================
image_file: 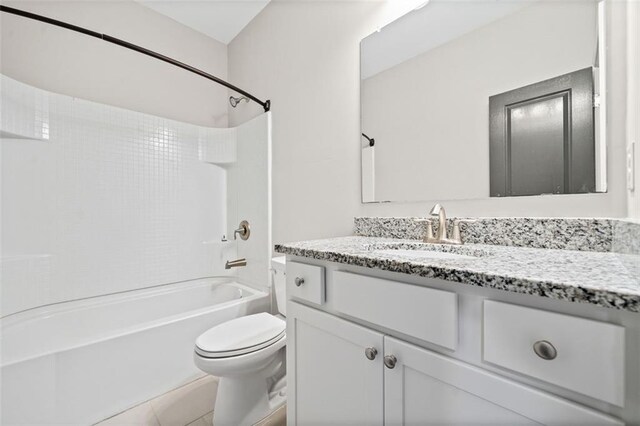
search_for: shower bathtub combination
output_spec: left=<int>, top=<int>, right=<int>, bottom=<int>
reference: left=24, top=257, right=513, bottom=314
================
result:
left=0, top=279, right=269, bottom=424
left=0, top=5, right=274, bottom=425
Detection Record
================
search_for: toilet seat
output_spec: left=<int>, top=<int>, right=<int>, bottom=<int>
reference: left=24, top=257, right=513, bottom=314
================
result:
left=195, top=313, right=285, bottom=359
left=196, top=331, right=285, bottom=358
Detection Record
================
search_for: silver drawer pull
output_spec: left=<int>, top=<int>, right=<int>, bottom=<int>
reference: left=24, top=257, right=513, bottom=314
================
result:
left=384, top=355, right=397, bottom=369
left=533, top=340, right=557, bottom=360
left=365, top=347, right=378, bottom=360
left=295, top=277, right=305, bottom=287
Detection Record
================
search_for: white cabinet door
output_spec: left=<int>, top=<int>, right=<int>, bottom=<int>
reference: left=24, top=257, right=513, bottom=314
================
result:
left=287, top=302, right=384, bottom=425
left=384, top=336, right=622, bottom=426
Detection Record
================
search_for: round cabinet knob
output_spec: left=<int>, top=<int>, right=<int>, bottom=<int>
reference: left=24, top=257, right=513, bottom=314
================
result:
left=533, top=340, right=557, bottom=360
left=365, top=347, right=378, bottom=360
left=384, top=355, right=397, bottom=369
left=294, top=277, right=305, bottom=287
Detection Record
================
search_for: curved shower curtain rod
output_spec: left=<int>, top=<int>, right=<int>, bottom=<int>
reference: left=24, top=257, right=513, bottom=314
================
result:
left=0, top=5, right=271, bottom=112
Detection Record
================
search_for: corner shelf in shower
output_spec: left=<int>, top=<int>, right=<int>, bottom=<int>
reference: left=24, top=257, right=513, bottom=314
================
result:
left=0, top=129, right=50, bottom=141
left=201, top=239, right=236, bottom=247
left=198, top=128, right=237, bottom=164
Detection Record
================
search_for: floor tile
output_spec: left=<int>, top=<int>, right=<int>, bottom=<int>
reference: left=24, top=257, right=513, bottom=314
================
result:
left=185, top=417, right=208, bottom=426
left=150, top=377, right=218, bottom=426
left=253, top=405, right=286, bottom=426
left=96, top=402, right=159, bottom=426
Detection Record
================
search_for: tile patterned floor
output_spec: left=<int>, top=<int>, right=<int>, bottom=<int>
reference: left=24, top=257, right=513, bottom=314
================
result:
left=95, top=376, right=286, bottom=426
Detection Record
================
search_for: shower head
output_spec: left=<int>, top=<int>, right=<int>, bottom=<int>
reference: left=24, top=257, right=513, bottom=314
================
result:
left=229, top=96, right=249, bottom=108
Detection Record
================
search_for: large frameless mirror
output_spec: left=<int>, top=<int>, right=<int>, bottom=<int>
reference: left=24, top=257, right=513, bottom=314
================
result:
left=361, top=0, right=608, bottom=203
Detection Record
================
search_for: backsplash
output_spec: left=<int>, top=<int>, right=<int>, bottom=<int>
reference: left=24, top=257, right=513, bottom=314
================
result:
left=354, top=217, right=640, bottom=253
left=612, top=220, right=640, bottom=255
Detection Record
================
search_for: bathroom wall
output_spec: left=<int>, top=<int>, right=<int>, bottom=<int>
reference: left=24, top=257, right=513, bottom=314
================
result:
left=228, top=1, right=381, bottom=244
left=229, top=1, right=630, bottom=245
left=0, top=75, right=235, bottom=317
left=628, top=0, right=640, bottom=220
left=0, top=0, right=228, bottom=127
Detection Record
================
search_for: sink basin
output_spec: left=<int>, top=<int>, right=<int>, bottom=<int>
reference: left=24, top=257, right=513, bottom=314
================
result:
left=370, top=244, right=487, bottom=261
left=373, top=249, right=478, bottom=260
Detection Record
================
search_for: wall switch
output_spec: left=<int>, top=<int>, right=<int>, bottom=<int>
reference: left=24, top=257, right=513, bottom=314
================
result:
left=628, top=142, right=636, bottom=191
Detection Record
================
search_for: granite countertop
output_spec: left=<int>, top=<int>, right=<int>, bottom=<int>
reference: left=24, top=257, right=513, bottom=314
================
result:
left=274, top=236, right=640, bottom=313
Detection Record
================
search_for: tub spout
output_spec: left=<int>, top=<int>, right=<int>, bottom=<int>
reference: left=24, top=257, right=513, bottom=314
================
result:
left=225, top=258, right=247, bottom=269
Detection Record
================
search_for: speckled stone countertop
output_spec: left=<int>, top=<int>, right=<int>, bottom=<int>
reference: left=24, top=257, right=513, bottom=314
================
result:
left=274, top=237, right=640, bottom=313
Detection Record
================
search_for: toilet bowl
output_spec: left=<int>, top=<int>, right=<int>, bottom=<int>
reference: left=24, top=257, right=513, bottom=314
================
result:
left=194, top=257, right=287, bottom=426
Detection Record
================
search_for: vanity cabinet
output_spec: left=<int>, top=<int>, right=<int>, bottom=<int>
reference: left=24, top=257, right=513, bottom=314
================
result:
left=288, top=302, right=622, bottom=426
left=286, top=261, right=630, bottom=425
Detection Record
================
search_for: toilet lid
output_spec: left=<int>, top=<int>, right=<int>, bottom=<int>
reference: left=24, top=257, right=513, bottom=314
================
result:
left=195, top=313, right=285, bottom=358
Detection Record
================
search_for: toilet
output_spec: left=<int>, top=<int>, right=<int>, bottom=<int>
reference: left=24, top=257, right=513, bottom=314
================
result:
left=194, top=257, right=287, bottom=426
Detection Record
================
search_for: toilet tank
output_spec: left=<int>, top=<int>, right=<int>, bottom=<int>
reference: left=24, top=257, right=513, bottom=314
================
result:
left=271, top=256, right=287, bottom=316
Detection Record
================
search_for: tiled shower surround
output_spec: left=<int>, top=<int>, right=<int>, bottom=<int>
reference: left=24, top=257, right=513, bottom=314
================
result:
left=0, top=75, right=236, bottom=316
left=354, top=216, right=640, bottom=254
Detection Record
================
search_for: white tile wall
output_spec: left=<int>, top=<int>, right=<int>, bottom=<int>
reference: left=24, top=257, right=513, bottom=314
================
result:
left=1, top=75, right=237, bottom=316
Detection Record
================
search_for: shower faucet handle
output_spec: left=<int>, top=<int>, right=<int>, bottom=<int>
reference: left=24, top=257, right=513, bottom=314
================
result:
left=234, top=220, right=251, bottom=241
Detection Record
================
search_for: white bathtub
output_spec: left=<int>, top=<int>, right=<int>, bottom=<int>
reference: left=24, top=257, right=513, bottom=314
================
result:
left=0, top=279, right=269, bottom=425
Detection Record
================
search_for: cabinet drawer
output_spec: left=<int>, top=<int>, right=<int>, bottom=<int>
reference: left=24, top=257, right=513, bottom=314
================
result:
left=483, top=300, right=625, bottom=406
left=332, top=271, right=457, bottom=350
left=287, top=261, right=325, bottom=305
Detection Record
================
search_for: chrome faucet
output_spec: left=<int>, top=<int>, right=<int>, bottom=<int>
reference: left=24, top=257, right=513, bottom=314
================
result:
left=430, top=203, right=448, bottom=241
left=415, top=204, right=476, bottom=245
left=225, top=258, right=247, bottom=269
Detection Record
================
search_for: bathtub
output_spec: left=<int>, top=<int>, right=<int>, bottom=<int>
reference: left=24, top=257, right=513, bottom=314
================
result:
left=0, top=278, right=269, bottom=425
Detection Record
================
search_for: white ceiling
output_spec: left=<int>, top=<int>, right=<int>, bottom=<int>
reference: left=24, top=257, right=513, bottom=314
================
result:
left=361, top=0, right=536, bottom=79
left=138, top=0, right=270, bottom=45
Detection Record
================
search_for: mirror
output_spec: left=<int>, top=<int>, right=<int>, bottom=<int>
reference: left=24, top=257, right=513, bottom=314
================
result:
left=361, top=0, right=607, bottom=203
